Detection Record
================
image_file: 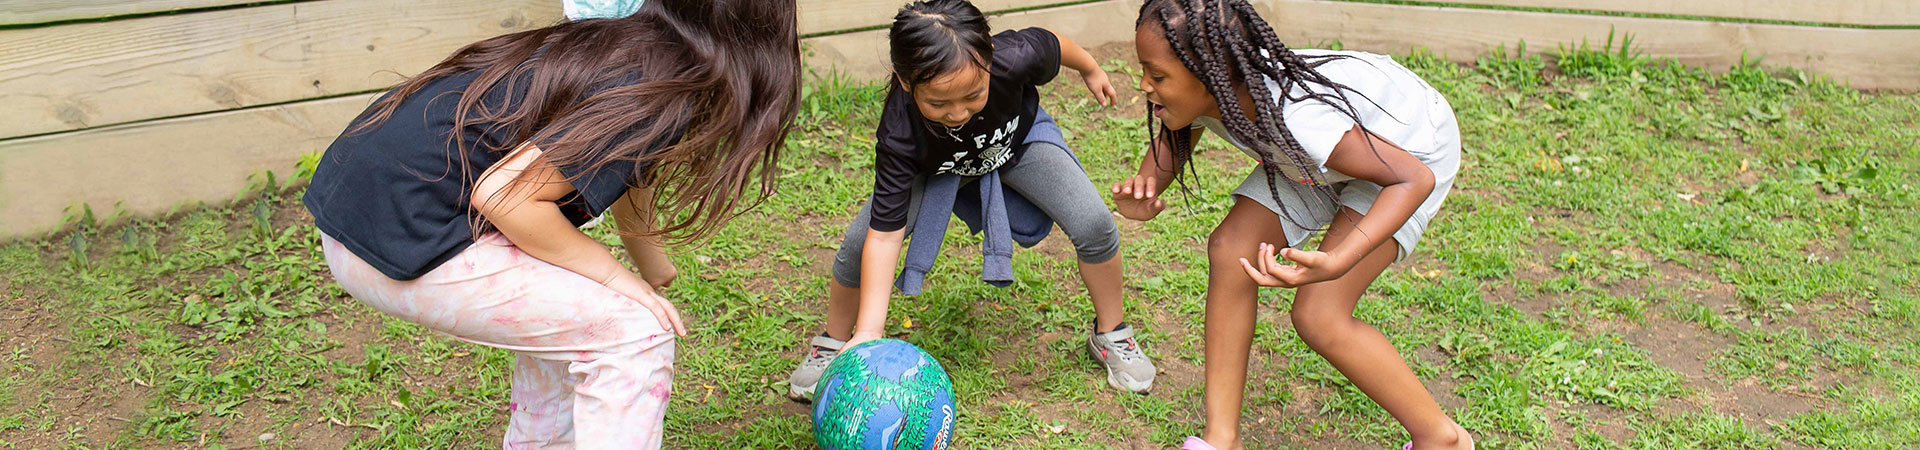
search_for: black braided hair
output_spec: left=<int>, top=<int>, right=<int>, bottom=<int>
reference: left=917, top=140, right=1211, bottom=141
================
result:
left=1138, top=0, right=1392, bottom=232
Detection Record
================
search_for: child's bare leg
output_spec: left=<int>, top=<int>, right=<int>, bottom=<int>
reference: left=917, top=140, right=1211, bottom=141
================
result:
left=1080, top=256, right=1125, bottom=333
left=824, top=281, right=860, bottom=341
left=1293, top=208, right=1469, bottom=450
left=1199, top=198, right=1292, bottom=450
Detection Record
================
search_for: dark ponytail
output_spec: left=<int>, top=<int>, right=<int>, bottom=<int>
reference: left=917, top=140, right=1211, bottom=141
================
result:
left=889, top=0, right=993, bottom=89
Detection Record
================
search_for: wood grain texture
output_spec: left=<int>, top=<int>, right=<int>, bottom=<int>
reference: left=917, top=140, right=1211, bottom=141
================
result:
left=0, top=0, right=561, bottom=140
left=1254, top=0, right=1920, bottom=90
left=804, top=0, right=1143, bottom=80
left=0, top=93, right=379, bottom=237
left=799, top=0, right=1070, bottom=35
left=1430, top=0, right=1919, bottom=27
left=0, top=0, right=273, bottom=26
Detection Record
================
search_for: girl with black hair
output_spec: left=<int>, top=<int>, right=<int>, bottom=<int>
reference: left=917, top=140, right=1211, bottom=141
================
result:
left=304, top=0, right=800, bottom=447
left=1118, top=0, right=1470, bottom=449
left=786, top=0, right=1160, bottom=400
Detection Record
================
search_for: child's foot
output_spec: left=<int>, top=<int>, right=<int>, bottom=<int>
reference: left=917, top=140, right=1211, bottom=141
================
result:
left=1406, top=422, right=1474, bottom=450
left=1180, top=436, right=1244, bottom=450
left=1181, top=436, right=1218, bottom=450
left=1087, top=322, right=1156, bottom=393
left=785, top=334, right=846, bottom=402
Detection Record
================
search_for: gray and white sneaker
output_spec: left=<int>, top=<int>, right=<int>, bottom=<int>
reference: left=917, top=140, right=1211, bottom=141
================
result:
left=1088, top=322, right=1156, bottom=393
left=786, top=334, right=846, bottom=402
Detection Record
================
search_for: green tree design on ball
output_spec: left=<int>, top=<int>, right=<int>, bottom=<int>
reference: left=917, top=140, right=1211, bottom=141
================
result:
left=812, top=339, right=957, bottom=450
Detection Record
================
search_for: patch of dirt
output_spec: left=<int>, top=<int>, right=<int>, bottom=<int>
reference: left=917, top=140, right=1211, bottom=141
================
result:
left=1508, top=238, right=1571, bottom=317
left=0, top=249, right=148, bottom=449
left=1608, top=259, right=1835, bottom=445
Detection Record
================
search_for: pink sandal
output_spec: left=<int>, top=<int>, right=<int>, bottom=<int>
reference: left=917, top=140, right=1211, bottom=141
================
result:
left=1403, top=441, right=1476, bottom=450
left=1181, top=436, right=1220, bottom=450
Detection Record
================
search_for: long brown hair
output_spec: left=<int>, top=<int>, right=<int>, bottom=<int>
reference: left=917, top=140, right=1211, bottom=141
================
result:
left=351, top=0, right=801, bottom=244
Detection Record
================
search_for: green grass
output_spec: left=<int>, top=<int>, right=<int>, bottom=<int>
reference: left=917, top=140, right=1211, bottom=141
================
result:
left=2, top=41, right=1917, bottom=449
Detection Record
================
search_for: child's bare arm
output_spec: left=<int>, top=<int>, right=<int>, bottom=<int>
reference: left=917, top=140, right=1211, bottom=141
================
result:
left=847, top=228, right=907, bottom=348
left=610, top=188, right=678, bottom=290
left=1113, top=128, right=1204, bottom=221
left=1047, top=29, right=1116, bottom=107
left=1241, top=126, right=1433, bottom=286
left=1317, top=126, right=1433, bottom=264
left=472, top=144, right=688, bottom=336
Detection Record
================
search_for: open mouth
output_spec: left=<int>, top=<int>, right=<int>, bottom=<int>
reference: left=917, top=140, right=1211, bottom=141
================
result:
left=1148, top=102, right=1167, bottom=117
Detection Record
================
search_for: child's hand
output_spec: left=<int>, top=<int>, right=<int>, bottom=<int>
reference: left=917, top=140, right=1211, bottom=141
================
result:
left=1082, top=70, right=1116, bottom=107
left=1239, top=242, right=1346, bottom=288
left=1112, top=175, right=1166, bottom=221
left=609, top=275, right=689, bottom=336
left=845, top=331, right=884, bottom=350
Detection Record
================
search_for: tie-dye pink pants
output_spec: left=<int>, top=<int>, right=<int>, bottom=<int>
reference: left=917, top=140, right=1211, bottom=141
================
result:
left=320, top=231, right=675, bottom=449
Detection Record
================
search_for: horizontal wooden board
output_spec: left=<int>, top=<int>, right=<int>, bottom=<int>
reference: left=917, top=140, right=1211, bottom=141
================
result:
left=0, top=0, right=271, bottom=26
left=1253, top=0, right=1920, bottom=90
left=0, top=93, right=379, bottom=237
left=0, top=0, right=561, bottom=140
left=805, top=0, right=1143, bottom=80
left=1428, top=0, right=1919, bottom=27
left=8, top=0, right=1917, bottom=238
left=799, top=0, right=1072, bottom=35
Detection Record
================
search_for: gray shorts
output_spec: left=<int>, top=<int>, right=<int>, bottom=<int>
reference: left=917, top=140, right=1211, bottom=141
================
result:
left=1233, top=103, right=1461, bottom=261
left=831, top=142, right=1120, bottom=288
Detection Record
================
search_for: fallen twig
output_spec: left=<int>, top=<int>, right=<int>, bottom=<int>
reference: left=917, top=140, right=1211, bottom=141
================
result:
left=325, top=417, right=386, bottom=432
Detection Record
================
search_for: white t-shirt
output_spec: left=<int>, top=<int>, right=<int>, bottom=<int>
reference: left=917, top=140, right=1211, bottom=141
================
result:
left=1192, top=49, right=1458, bottom=185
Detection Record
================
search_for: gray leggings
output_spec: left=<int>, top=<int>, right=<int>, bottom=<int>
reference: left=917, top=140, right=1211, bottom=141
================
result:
left=832, top=142, right=1120, bottom=288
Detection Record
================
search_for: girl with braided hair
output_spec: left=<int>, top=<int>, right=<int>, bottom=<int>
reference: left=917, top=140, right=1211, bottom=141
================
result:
left=1115, top=0, right=1469, bottom=449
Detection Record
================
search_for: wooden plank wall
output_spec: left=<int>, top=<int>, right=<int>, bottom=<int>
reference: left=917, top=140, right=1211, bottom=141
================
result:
left=1249, top=0, right=1920, bottom=89
left=1438, top=0, right=1920, bottom=27
left=0, top=0, right=1081, bottom=237
left=2, top=0, right=1916, bottom=237
left=0, top=0, right=269, bottom=26
left=0, top=0, right=566, bottom=236
left=0, top=0, right=561, bottom=140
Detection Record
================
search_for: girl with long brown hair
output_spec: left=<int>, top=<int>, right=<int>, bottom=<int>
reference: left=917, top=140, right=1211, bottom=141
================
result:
left=302, top=1, right=799, bottom=447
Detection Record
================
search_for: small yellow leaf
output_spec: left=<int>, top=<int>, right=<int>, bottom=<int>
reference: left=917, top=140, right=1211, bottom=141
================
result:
left=903, top=316, right=914, bottom=329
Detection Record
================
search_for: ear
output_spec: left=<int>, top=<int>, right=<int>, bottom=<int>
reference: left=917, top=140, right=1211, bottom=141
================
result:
left=894, top=74, right=913, bottom=93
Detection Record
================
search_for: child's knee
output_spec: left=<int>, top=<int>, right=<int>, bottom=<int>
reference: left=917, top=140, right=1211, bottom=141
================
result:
left=1206, top=229, right=1258, bottom=262
left=1069, top=220, right=1120, bottom=263
left=603, top=327, right=677, bottom=362
left=830, top=251, right=862, bottom=288
left=1289, top=308, right=1353, bottom=349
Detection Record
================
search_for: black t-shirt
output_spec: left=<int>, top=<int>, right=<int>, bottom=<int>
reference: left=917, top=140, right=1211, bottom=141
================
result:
left=869, top=28, right=1061, bottom=232
left=303, top=69, right=661, bottom=280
